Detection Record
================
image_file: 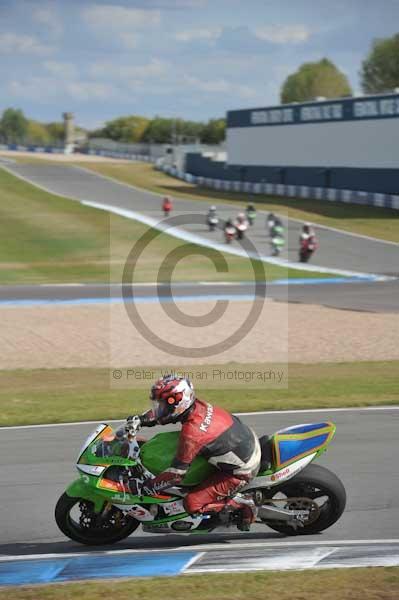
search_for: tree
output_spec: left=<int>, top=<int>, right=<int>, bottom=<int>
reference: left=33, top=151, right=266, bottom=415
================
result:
left=0, top=107, right=28, bottom=143
left=280, top=59, right=352, bottom=104
left=26, top=120, right=51, bottom=145
left=98, top=115, right=150, bottom=143
left=201, top=118, right=225, bottom=144
left=46, top=122, right=65, bottom=144
left=361, top=33, right=399, bottom=94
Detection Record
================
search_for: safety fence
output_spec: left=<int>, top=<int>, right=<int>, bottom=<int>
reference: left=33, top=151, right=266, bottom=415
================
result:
left=86, top=149, right=157, bottom=162
left=0, top=143, right=63, bottom=154
left=160, top=164, right=399, bottom=211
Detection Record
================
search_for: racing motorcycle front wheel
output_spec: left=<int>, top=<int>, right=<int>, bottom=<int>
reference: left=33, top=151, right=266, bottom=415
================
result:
left=55, top=493, right=139, bottom=545
left=259, top=464, right=346, bottom=536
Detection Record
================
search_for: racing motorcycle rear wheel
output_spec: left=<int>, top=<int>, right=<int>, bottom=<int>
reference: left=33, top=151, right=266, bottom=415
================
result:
left=259, top=464, right=346, bottom=535
left=55, top=493, right=139, bottom=545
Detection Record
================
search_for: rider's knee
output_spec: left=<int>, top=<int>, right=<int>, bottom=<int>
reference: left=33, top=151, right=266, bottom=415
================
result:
left=183, top=493, right=202, bottom=515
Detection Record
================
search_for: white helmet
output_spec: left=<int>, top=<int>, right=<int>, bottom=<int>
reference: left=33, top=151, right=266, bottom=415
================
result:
left=150, top=375, right=195, bottom=424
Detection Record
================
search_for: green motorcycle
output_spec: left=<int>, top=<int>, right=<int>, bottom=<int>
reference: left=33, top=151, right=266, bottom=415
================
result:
left=55, top=419, right=346, bottom=545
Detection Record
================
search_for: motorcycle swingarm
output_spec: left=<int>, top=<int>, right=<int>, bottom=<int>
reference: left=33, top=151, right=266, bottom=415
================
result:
left=258, top=505, right=308, bottom=521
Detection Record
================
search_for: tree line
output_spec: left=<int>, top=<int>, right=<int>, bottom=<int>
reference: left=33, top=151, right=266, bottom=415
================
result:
left=91, top=116, right=226, bottom=145
left=0, top=108, right=65, bottom=145
left=1, top=32, right=398, bottom=146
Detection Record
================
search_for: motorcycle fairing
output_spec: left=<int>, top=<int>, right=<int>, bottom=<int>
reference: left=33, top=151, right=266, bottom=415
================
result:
left=140, top=431, right=215, bottom=485
left=273, top=422, right=335, bottom=469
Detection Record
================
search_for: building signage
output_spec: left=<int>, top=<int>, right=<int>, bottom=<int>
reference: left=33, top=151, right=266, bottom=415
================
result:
left=229, top=93, right=399, bottom=128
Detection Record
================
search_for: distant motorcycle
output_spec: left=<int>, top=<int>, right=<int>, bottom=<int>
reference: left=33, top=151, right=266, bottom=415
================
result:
left=224, top=224, right=236, bottom=244
left=299, top=234, right=318, bottom=263
left=235, top=221, right=248, bottom=240
left=162, top=197, right=173, bottom=217
left=207, top=215, right=219, bottom=232
left=271, top=225, right=285, bottom=256
left=267, top=213, right=276, bottom=235
left=246, top=206, right=257, bottom=226
left=235, top=213, right=248, bottom=240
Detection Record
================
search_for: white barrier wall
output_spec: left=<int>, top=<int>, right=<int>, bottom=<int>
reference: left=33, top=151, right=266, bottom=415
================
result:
left=227, top=93, right=399, bottom=168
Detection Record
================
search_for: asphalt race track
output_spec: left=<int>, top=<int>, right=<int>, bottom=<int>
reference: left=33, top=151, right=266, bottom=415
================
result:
left=1, top=408, right=398, bottom=557
left=0, top=280, right=399, bottom=312
left=1, top=161, right=399, bottom=312
left=4, top=162, right=399, bottom=276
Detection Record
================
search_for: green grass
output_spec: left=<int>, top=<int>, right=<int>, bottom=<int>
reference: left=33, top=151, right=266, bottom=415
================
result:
left=79, top=161, right=399, bottom=242
left=1, top=568, right=398, bottom=599
left=0, top=165, right=335, bottom=284
left=1, top=361, right=398, bottom=426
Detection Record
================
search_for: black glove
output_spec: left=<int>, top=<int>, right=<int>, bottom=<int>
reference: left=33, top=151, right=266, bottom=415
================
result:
left=138, top=413, right=157, bottom=427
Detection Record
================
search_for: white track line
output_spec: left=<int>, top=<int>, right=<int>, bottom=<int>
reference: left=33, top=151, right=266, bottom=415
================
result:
left=1, top=406, right=398, bottom=431
left=0, top=163, right=392, bottom=280
left=181, top=552, right=206, bottom=572
left=1, top=540, right=398, bottom=562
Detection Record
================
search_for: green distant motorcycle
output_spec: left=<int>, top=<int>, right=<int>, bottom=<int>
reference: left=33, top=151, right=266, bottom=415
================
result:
left=55, top=419, right=346, bottom=545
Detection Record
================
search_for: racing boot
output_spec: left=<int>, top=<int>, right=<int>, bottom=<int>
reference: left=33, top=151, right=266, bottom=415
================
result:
left=225, top=495, right=257, bottom=531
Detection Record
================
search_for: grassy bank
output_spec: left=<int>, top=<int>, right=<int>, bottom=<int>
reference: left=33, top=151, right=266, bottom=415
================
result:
left=0, top=166, right=330, bottom=284
left=79, top=162, right=399, bottom=242
left=1, top=568, right=398, bottom=600
left=1, top=361, right=398, bottom=426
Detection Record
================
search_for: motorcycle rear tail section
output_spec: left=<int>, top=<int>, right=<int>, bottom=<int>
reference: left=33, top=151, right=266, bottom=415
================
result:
left=258, top=421, right=336, bottom=475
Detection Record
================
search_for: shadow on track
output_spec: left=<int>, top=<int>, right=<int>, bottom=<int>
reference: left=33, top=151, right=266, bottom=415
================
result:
left=0, top=531, right=285, bottom=557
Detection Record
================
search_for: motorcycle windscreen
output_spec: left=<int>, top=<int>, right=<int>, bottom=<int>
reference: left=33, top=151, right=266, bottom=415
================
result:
left=140, top=431, right=215, bottom=486
left=77, top=424, right=130, bottom=466
left=273, top=422, right=335, bottom=469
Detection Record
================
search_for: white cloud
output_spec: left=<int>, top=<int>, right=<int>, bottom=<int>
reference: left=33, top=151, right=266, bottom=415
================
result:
left=32, top=5, right=63, bottom=37
left=90, top=58, right=169, bottom=81
left=65, top=81, right=115, bottom=101
left=184, top=76, right=230, bottom=93
left=82, top=5, right=161, bottom=31
left=43, top=61, right=78, bottom=79
left=118, top=32, right=140, bottom=49
left=7, top=76, right=115, bottom=103
left=175, top=27, right=221, bottom=42
left=254, top=25, right=311, bottom=44
left=7, top=77, right=57, bottom=101
left=0, top=33, right=53, bottom=56
left=183, top=75, right=258, bottom=99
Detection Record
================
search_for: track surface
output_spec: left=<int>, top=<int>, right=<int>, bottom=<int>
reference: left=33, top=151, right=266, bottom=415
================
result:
left=1, top=409, right=398, bottom=557
left=1, top=281, right=398, bottom=312
left=4, top=163, right=399, bottom=276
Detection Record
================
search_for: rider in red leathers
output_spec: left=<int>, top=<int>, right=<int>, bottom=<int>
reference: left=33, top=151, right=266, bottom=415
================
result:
left=162, top=196, right=173, bottom=216
left=130, top=375, right=261, bottom=531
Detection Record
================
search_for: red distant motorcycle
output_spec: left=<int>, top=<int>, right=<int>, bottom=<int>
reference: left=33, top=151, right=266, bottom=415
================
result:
left=224, top=224, right=236, bottom=244
left=299, top=234, right=318, bottom=262
left=235, top=213, right=248, bottom=240
left=162, top=196, right=173, bottom=217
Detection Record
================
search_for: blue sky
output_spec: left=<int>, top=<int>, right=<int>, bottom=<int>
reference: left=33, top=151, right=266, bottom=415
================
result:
left=1, top=0, right=399, bottom=129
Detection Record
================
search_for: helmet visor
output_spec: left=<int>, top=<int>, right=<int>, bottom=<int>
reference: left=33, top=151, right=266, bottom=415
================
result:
left=151, top=398, right=171, bottom=420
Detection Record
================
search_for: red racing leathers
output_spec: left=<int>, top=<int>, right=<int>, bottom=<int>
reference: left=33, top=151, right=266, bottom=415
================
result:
left=140, top=399, right=261, bottom=515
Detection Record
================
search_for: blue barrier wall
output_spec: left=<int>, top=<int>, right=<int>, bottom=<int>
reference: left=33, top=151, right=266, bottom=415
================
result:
left=185, top=153, right=399, bottom=194
left=161, top=165, right=399, bottom=211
